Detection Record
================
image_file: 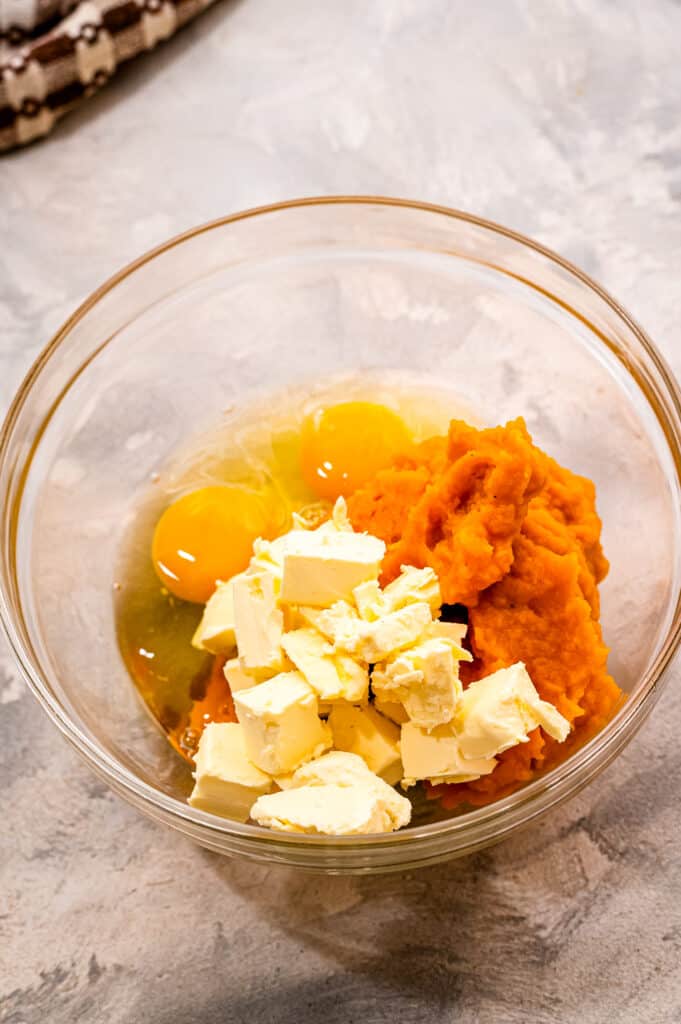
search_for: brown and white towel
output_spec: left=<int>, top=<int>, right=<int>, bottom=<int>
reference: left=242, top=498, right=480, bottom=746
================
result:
left=0, top=0, right=218, bottom=152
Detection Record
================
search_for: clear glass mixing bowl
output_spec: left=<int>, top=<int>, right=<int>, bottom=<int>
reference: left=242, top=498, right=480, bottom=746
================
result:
left=1, top=197, right=680, bottom=873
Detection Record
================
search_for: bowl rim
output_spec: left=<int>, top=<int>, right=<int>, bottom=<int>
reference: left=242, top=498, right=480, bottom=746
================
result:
left=1, top=194, right=680, bottom=858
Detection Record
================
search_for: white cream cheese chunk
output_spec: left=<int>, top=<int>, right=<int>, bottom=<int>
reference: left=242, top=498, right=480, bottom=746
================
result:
left=291, top=750, right=376, bottom=787
left=400, top=721, right=498, bottom=787
left=353, top=566, right=442, bottom=622
left=299, top=600, right=361, bottom=646
left=232, top=570, right=285, bottom=677
left=372, top=636, right=464, bottom=731
left=373, top=697, right=409, bottom=725
left=428, top=620, right=468, bottom=645
left=282, top=627, right=369, bottom=704
left=382, top=565, right=442, bottom=613
left=233, top=671, right=332, bottom=774
left=288, top=751, right=412, bottom=828
left=251, top=782, right=411, bottom=835
left=223, top=657, right=257, bottom=693
left=352, top=580, right=385, bottom=621
left=280, top=526, right=385, bottom=607
left=188, top=722, right=273, bottom=822
left=342, top=602, right=433, bottom=663
left=328, top=702, right=403, bottom=785
left=191, top=576, right=242, bottom=655
left=455, top=661, right=570, bottom=760
left=248, top=536, right=287, bottom=578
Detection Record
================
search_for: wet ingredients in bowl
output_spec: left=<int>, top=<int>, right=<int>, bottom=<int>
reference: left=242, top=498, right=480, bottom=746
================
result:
left=115, top=377, right=622, bottom=836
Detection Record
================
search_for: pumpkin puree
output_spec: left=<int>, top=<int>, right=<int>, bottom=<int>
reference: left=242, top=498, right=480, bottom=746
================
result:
left=347, top=418, right=622, bottom=809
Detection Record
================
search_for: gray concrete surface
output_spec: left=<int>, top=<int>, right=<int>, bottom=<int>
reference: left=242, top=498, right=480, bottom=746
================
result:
left=2, top=2, right=681, bottom=1021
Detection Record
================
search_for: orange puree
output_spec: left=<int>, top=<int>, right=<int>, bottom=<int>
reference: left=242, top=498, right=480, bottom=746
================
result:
left=347, top=419, right=545, bottom=607
left=348, top=418, right=622, bottom=809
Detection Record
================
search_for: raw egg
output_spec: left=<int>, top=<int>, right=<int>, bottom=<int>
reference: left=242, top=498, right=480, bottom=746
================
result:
left=151, top=485, right=275, bottom=603
left=300, top=401, right=411, bottom=499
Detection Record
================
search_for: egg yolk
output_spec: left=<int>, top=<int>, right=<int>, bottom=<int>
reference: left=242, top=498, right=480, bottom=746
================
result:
left=152, top=486, right=274, bottom=603
left=300, top=401, right=411, bottom=499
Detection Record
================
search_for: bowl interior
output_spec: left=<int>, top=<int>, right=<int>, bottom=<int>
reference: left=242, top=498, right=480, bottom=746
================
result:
left=5, top=201, right=681, bottom=843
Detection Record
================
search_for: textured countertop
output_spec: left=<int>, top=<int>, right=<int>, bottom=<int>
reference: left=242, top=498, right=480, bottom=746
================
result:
left=2, top=2, right=681, bottom=1021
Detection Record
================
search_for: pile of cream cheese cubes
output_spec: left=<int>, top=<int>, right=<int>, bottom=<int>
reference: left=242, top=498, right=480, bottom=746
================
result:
left=189, top=498, right=570, bottom=835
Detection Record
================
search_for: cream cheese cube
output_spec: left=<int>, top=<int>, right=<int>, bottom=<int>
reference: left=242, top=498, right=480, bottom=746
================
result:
left=289, top=751, right=412, bottom=829
left=383, top=565, right=441, bottom=613
left=312, top=599, right=433, bottom=664
left=291, top=750, right=376, bottom=787
left=373, top=697, right=409, bottom=725
left=250, top=782, right=410, bottom=835
left=223, top=657, right=257, bottom=693
left=428, top=620, right=468, bottom=646
left=400, top=721, right=497, bottom=787
left=353, top=580, right=386, bottom=621
left=372, top=637, right=463, bottom=730
left=353, top=567, right=440, bottom=622
left=281, top=627, right=337, bottom=693
left=228, top=498, right=355, bottom=602
left=455, top=662, right=571, bottom=760
left=281, top=628, right=369, bottom=704
left=299, top=601, right=361, bottom=646
left=343, top=602, right=433, bottom=663
left=191, top=576, right=243, bottom=655
left=334, top=654, right=371, bottom=705
left=232, top=570, right=285, bottom=676
left=233, top=671, right=331, bottom=774
left=328, top=702, right=403, bottom=785
left=280, top=529, right=385, bottom=607
left=188, top=722, right=273, bottom=821
left=248, top=532, right=295, bottom=578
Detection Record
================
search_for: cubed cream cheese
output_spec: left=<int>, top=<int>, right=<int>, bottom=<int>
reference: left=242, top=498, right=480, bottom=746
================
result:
left=372, top=636, right=463, bottom=730
left=282, top=627, right=369, bottom=704
left=280, top=529, right=385, bottom=607
left=281, top=627, right=336, bottom=692
left=382, top=565, right=442, bottom=613
left=455, top=661, right=571, bottom=760
left=289, top=751, right=412, bottom=829
left=335, top=654, right=371, bottom=705
left=223, top=657, right=257, bottom=693
left=232, top=671, right=331, bottom=774
left=341, top=602, right=433, bottom=663
left=248, top=536, right=287, bottom=578
left=373, top=697, right=409, bottom=725
left=250, top=781, right=411, bottom=835
left=291, top=750, right=376, bottom=787
left=351, top=566, right=442, bottom=624
left=232, top=570, right=285, bottom=676
left=188, top=722, right=273, bottom=821
left=352, top=580, right=386, bottom=621
left=328, top=702, right=403, bottom=785
left=191, top=576, right=242, bottom=655
left=400, top=721, right=497, bottom=787
left=299, top=601, right=361, bottom=647
left=427, top=620, right=468, bottom=646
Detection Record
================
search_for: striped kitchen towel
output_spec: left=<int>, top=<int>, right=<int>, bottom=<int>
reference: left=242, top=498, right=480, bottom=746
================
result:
left=0, top=0, right=219, bottom=151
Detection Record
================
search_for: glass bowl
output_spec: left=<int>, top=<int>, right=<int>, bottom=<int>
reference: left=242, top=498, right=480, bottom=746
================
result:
left=1, top=197, right=680, bottom=874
